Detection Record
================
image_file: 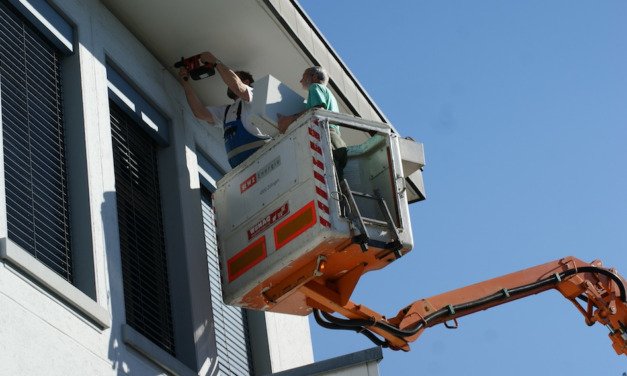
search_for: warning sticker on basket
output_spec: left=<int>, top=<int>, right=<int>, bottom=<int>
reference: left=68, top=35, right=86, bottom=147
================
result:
left=240, top=173, right=257, bottom=193
left=247, top=202, right=289, bottom=240
left=240, top=156, right=281, bottom=194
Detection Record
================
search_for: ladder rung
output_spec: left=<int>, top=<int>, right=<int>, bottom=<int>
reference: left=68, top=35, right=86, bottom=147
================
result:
left=362, top=217, right=388, bottom=227
left=351, top=191, right=378, bottom=200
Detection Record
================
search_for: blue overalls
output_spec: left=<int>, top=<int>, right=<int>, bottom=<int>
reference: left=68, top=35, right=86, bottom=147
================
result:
left=223, top=101, right=270, bottom=168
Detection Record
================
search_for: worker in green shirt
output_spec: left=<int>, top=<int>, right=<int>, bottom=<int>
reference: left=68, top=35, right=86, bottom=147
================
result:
left=278, top=66, right=348, bottom=181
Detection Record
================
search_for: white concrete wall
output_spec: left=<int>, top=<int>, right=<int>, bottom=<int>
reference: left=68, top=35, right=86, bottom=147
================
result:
left=266, top=0, right=387, bottom=124
left=0, top=0, right=313, bottom=374
left=265, top=312, right=315, bottom=372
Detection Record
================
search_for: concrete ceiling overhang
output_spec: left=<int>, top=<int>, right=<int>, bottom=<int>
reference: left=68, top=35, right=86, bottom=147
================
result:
left=99, top=0, right=392, bottom=129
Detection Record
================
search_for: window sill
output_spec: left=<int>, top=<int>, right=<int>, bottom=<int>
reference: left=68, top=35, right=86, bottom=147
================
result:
left=122, top=324, right=197, bottom=376
left=0, top=237, right=110, bottom=328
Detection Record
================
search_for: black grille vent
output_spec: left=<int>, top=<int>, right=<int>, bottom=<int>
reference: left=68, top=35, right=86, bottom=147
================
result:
left=110, top=100, right=175, bottom=355
left=0, top=1, right=72, bottom=281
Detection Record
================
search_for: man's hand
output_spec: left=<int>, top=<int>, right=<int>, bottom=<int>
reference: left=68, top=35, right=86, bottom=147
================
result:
left=198, top=51, right=253, bottom=102
left=178, top=65, right=214, bottom=124
left=277, top=113, right=289, bottom=134
left=178, top=67, right=190, bottom=83
left=200, top=51, right=217, bottom=66
left=277, top=113, right=297, bottom=134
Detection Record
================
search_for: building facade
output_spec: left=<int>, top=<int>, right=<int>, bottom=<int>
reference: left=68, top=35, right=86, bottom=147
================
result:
left=0, top=0, right=386, bottom=375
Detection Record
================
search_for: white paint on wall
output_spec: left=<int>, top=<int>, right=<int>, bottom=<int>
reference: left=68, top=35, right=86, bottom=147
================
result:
left=266, top=312, right=315, bottom=372
left=0, top=0, right=318, bottom=374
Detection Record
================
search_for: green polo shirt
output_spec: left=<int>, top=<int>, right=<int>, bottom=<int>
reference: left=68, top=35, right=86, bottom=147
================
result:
left=307, top=83, right=340, bottom=132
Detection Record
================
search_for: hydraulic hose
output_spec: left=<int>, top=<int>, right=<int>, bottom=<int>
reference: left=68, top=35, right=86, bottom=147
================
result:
left=313, top=309, right=389, bottom=347
left=320, top=310, right=376, bottom=328
left=389, top=265, right=627, bottom=337
left=313, top=265, right=626, bottom=345
left=560, top=266, right=626, bottom=301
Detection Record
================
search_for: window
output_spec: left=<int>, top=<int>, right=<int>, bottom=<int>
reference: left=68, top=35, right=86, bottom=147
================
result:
left=110, top=100, right=175, bottom=355
left=199, top=157, right=252, bottom=375
left=0, top=0, right=72, bottom=281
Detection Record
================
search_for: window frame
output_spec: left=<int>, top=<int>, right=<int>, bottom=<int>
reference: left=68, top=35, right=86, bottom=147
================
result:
left=198, top=152, right=254, bottom=375
left=106, top=62, right=206, bottom=374
left=0, top=0, right=109, bottom=329
left=109, top=98, right=175, bottom=355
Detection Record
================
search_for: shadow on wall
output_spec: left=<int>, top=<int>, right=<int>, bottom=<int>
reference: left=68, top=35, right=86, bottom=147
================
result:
left=101, top=191, right=131, bottom=375
left=101, top=182, right=220, bottom=374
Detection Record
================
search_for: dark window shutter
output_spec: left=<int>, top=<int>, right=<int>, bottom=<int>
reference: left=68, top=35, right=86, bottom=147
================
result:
left=0, top=1, right=72, bottom=281
left=110, top=100, right=175, bottom=355
left=201, top=187, right=252, bottom=375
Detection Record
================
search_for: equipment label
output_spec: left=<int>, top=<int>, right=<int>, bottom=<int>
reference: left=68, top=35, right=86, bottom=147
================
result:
left=240, top=156, right=281, bottom=194
left=247, top=202, right=289, bottom=240
left=240, top=174, right=257, bottom=193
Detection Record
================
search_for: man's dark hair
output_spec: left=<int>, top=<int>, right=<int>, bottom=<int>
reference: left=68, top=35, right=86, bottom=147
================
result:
left=236, top=70, right=254, bottom=84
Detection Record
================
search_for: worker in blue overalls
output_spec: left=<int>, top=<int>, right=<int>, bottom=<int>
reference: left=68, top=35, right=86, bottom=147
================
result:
left=179, top=50, right=271, bottom=168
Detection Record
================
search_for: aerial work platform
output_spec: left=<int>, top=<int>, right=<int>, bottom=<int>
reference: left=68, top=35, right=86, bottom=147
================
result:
left=213, top=109, right=425, bottom=315
left=212, top=109, right=627, bottom=354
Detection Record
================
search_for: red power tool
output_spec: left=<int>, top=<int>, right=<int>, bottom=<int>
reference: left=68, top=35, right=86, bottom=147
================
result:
left=174, top=54, right=216, bottom=81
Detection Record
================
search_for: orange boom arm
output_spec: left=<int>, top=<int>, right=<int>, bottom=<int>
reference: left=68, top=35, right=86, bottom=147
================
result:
left=307, top=256, right=627, bottom=354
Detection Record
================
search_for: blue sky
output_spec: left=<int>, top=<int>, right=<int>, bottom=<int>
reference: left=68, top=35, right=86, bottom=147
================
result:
left=299, top=1, right=627, bottom=375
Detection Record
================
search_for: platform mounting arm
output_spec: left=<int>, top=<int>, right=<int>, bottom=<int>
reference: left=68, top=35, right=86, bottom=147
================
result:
left=307, top=256, right=627, bottom=355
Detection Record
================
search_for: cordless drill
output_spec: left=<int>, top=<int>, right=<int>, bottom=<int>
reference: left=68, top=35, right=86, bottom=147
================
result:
left=174, top=54, right=216, bottom=81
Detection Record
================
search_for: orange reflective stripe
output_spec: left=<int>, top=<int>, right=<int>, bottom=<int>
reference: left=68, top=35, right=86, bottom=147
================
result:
left=227, top=236, right=267, bottom=282
left=274, top=201, right=317, bottom=250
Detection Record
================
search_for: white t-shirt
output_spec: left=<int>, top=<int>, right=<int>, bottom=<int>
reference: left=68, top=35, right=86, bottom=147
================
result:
left=206, top=86, right=268, bottom=138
